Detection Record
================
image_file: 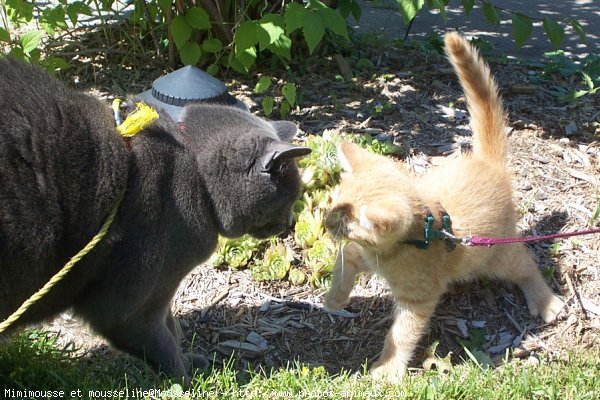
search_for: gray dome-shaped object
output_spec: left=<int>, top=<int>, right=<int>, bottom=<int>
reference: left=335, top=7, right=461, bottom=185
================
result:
left=136, top=65, right=247, bottom=122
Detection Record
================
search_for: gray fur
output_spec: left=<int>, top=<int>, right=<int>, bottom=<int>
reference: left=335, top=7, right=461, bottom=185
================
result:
left=0, top=58, right=309, bottom=382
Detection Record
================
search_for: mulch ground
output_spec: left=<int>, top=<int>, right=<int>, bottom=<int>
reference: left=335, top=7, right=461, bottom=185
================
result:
left=45, top=32, right=599, bottom=378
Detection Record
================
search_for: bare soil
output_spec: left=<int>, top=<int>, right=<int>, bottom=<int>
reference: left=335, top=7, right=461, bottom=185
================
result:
left=46, top=37, right=599, bottom=378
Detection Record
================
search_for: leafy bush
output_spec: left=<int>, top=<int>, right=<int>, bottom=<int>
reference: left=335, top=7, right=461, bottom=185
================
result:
left=0, top=0, right=357, bottom=73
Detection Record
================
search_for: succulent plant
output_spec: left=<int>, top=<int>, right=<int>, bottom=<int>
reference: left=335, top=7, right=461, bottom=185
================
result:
left=251, top=242, right=294, bottom=281
left=303, top=234, right=338, bottom=288
left=288, top=268, right=307, bottom=286
left=209, top=235, right=264, bottom=269
left=294, top=207, right=325, bottom=250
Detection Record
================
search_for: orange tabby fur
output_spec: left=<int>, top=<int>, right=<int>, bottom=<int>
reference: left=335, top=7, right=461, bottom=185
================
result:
left=324, top=32, right=564, bottom=382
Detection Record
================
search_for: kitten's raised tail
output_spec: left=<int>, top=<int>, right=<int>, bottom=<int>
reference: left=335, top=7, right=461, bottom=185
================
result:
left=444, top=32, right=507, bottom=165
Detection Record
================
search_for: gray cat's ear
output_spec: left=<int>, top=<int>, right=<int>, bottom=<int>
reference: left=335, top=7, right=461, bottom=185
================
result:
left=270, top=121, right=298, bottom=142
left=261, top=141, right=311, bottom=173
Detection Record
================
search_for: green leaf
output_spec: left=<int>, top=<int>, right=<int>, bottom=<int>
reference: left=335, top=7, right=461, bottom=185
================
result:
left=66, top=2, right=92, bottom=25
left=201, top=38, right=222, bottom=53
left=543, top=19, right=564, bottom=49
left=482, top=2, right=500, bottom=25
left=558, top=89, right=589, bottom=103
left=338, top=0, right=362, bottom=20
left=397, top=0, right=425, bottom=25
left=20, top=31, right=43, bottom=54
left=158, top=0, right=172, bottom=11
left=8, top=47, right=25, bottom=60
left=40, top=55, right=70, bottom=72
left=581, top=72, right=594, bottom=90
left=179, top=41, right=201, bottom=65
left=302, top=11, right=325, bottom=54
left=186, top=7, right=210, bottom=30
left=285, top=2, right=308, bottom=34
left=171, top=15, right=192, bottom=49
left=235, top=21, right=258, bottom=54
left=568, top=18, right=586, bottom=43
left=282, top=83, right=296, bottom=106
left=306, top=0, right=328, bottom=10
left=430, top=0, right=447, bottom=22
left=512, top=13, right=532, bottom=48
left=350, top=1, right=362, bottom=21
left=206, top=63, right=218, bottom=75
left=267, top=34, right=292, bottom=60
left=262, top=96, right=274, bottom=116
left=40, top=6, right=67, bottom=35
left=280, top=99, right=291, bottom=118
left=258, top=14, right=285, bottom=50
left=8, top=1, right=34, bottom=24
left=235, top=46, right=257, bottom=69
left=0, top=27, right=10, bottom=42
left=462, top=0, right=475, bottom=15
left=320, top=8, right=349, bottom=39
left=254, top=76, right=272, bottom=94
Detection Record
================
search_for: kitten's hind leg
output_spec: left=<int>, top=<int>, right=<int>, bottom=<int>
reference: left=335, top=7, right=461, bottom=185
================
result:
left=370, top=296, right=438, bottom=383
left=324, top=242, right=370, bottom=311
left=490, top=245, right=564, bottom=322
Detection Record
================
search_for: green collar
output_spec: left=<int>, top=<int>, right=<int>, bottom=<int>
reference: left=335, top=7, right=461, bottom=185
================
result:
left=403, top=211, right=457, bottom=251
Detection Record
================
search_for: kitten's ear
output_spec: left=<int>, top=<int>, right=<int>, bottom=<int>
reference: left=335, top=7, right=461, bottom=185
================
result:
left=338, top=141, right=369, bottom=173
left=359, top=206, right=389, bottom=232
left=270, top=121, right=298, bottom=142
left=261, top=140, right=311, bottom=173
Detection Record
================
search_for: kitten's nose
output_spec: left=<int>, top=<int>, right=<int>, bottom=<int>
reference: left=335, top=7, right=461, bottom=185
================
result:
left=324, top=212, right=338, bottom=232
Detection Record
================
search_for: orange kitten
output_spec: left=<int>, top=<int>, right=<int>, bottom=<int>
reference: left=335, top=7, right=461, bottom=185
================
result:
left=324, top=32, right=564, bottom=382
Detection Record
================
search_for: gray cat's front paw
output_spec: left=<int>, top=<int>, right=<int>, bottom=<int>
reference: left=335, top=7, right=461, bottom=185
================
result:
left=185, top=352, right=210, bottom=374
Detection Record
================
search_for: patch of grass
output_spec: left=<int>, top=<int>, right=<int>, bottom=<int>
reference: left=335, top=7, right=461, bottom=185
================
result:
left=549, top=242, right=563, bottom=257
left=0, top=330, right=163, bottom=396
left=590, top=196, right=600, bottom=227
left=2, top=330, right=599, bottom=399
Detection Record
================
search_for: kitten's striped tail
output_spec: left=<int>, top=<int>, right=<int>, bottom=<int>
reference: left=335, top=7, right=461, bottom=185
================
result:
left=444, top=32, right=507, bottom=165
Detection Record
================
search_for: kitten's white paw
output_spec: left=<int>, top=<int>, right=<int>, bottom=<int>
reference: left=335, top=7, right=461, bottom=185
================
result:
left=369, top=362, right=406, bottom=383
left=539, top=294, right=565, bottom=323
left=324, top=293, right=348, bottom=311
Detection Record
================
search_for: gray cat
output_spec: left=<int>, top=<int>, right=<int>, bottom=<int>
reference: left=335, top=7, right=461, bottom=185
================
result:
left=0, top=57, right=310, bottom=382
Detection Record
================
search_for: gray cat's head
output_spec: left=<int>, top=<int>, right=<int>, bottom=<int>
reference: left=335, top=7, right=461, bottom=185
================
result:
left=181, top=104, right=311, bottom=239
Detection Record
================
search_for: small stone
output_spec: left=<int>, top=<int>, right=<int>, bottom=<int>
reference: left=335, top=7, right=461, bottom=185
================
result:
left=217, top=340, right=264, bottom=358
left=246, top=332, right=268, bottom=351
left=564, top=121, right=577, bottom=136
left=527, top=354, right=540, bottom=366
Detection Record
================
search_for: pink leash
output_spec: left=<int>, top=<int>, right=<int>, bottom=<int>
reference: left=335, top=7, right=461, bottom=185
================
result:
left=463, top=227, right=600, bottom=247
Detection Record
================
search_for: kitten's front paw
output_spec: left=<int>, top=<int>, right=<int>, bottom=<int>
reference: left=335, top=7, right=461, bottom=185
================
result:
left=369, top=362, right=407, bottom=383
left=324, top=293, right=348, bottom=311
left=539, top=294, right=565, bottom=323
